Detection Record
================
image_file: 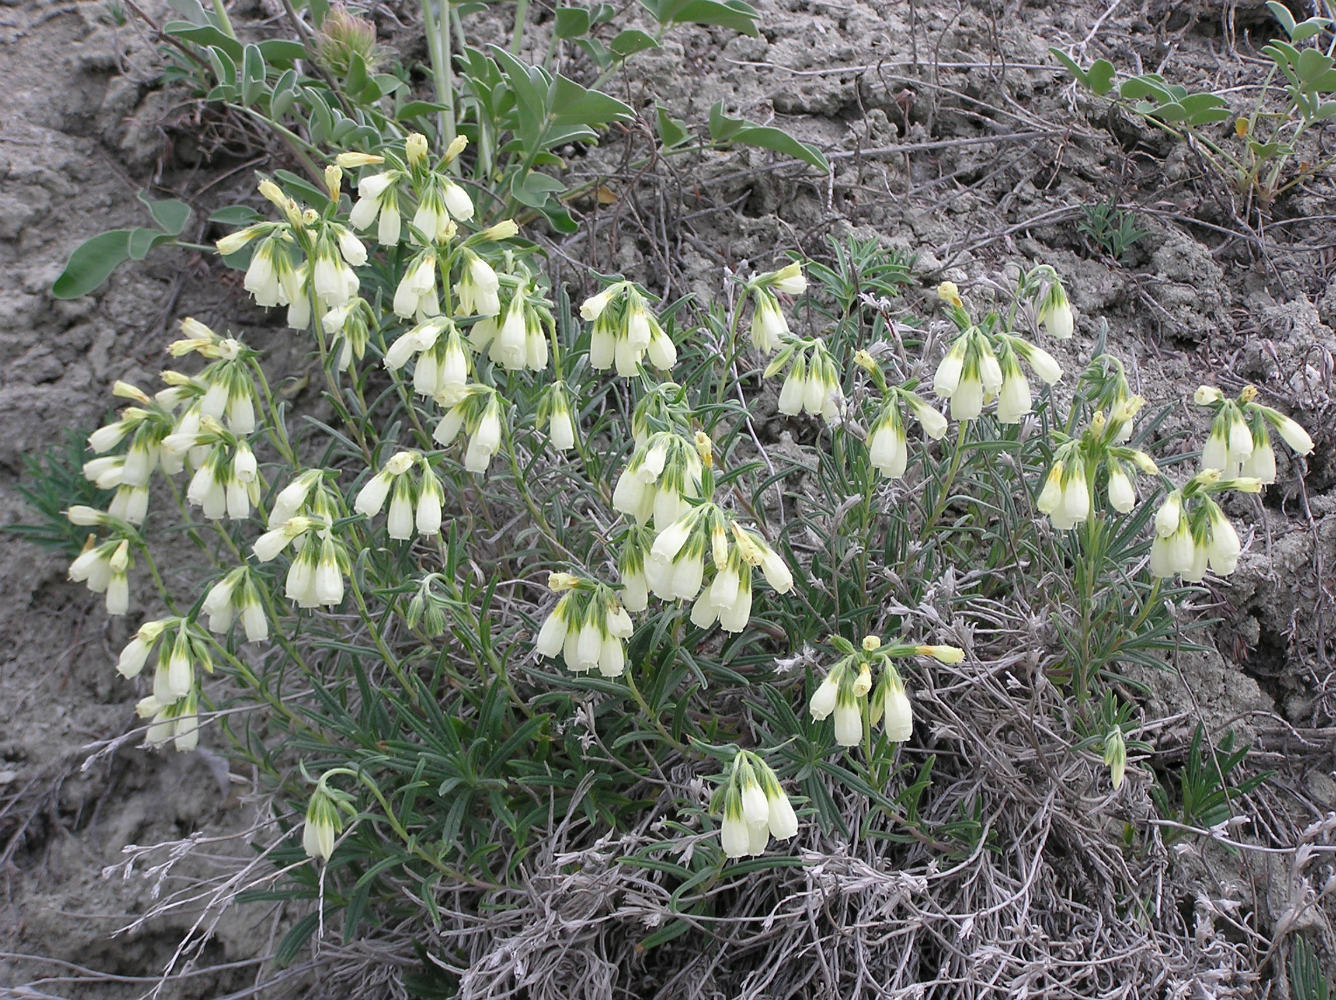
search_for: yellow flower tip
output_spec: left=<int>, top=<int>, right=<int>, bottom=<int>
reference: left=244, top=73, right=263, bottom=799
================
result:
left=111, top=380, right=150, bottom=404
left=936, top=281, right=964, bottom=308
left=1121, top=394, right=1146, bottom=418
left=548, top=571, right=580, bottom=592
left=1194, top=468, right=1223, bottom=486
left=1232, top=476, right=1263, bottom=494
left=1131, top=450, right=1159, bottom=476
left=405, top=133, right=429, bottom=165
left=167, top=338, right=210, bottom=358
left=257, top=178, right=285, bottom=207
left=384, top=451, right=418, bottom=475
left=178, top=316, right=214, bottom=340
left=852, top=663, right=873, bottom=696
left=1091, top=411, right=1107, bottom=433
left=444, top=134, right=469, bottom=162
left=917, top=644, right=964, bottom=664
left=481, top=219, right=520, bottom=241
left=852, top=350, right=877, bottom=372
left=1239, top=385, right=1258, bottom=403
left=860, top=635, right=882, bottom=652
left=324, top=164, right=342, bottom=198
left=335, top=152, right=385, bottom=168
left=694, top=430, right=713, bottom=467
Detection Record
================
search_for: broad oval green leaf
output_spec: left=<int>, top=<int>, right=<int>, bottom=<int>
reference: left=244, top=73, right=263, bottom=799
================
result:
left=549, top=74, right=634, bottom=129
left=707, top=103, right=828, bottom=172
left=209, top=204, right=262, bottom=226
left=1087, top=58, right=1116, bottom=95
left=1150, top=101, right=1188, bottom=122
left=257, top=38, right=307, bottom=66
left=164, top=20, right=242, bottom=60
left=1297, top=47, right=1334, bottom=87
left=610, top=29, right=659, bottom=58
left=510, top=170, right=565, bottom=209
left=1120, top=75, right=1171, bottom=103
left=554, top=6, right=590, bottom=38
left=1178, top=93, right=1230, bottom=124
left=646, top=0, right=759, bottom=36
left=657, top=104, right=689, bottom=148
left=396, top=99, right=451, bottom=121
left=141, top=195, right=192, bottom=236
left=51, top=229, right=135, bottom=298
left=1048, top=47, right=1087, bottom=86
left=1267, top=0, right=1297, bottom=35
left=127, top=226, right=171, bottom=261
left=731, top=124, right=830, bottom=172
left=207, top=45, right=237, bottom=88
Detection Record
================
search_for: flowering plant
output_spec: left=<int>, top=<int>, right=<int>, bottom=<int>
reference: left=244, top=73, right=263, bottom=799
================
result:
left=47, top=61, right=1317, bottom=984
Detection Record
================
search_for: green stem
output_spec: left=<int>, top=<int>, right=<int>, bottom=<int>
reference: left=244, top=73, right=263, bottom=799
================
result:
left=510, top=0, right=528, bottom=55
left=422, top=0, right=457, bottom=148
left=624, top=668, right=688, bottom=754
left=247, top=356, right=298, bottom=467
left=210, top=0, right=236, bottom=37
left=714, top=298, right=745, bottom=408
left=324, top=767, right=498, bottom=888
left=919, top=420, right=969, bottom=542
left=310, top=307, right=375, bottom=466
left=229, top=105, right=324, bottom=184
left=502, top=420, right=574, bottom=561
left=347, top=570, right=417, bottom=698
left=1076, top=510, right=1099, bottom=704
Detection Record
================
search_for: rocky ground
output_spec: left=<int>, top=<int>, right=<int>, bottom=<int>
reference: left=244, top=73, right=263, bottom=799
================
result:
left=2, top=0, right=1334, bottom=996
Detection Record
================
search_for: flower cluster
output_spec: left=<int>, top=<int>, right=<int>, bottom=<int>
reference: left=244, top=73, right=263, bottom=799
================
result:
left=322, top=297, right=373, bottom=372
left=68, top=536, right=132, bottom=615
left=1036, top=401, right=1159, bottom=530
left=534, top=573, right=636, bottom=677
left=70, top=320, right=264, bottom=612
left=649, top=499, right=794, bottom=632
left=581, top=282, right=678, bottom=377
left=767, top=338, right=844, bottom=423
left=809, top=635, right=963, bottom=748
left=932, top=328, right=1062, bottom=424
left=1028, top=265, right=1075, bottom=339
left=745, top=261, right=807, bottom=354
left=1149, top=470, right=1259, bottom=581
left=616, top=526, right=657, bottom=613
left=228, top=175, right=366, bottom=330
left=537, top=382, right=577, bottom=453
left=353, top=450, right=444, bottom=540
left=432, top=385, right=505, bottom=473
left=468, top=280, right=552, bottom=373
left=339, top=133, right=472, bottom=251
left=384, top=316, right=472, bottom=403
left=201, top=567, right=269, bottom=642
left=612, top=429, right=704, bottom=527
left=301, top=773, right=354, bottom=861
left=1193, top=384, right=1314, bottom=482
left=716, top=750, right=799, bottom=859
left=175, top=420, right=260, bottom=521
left=116, top=618, right=211, bottom=752
left=931, top=276, right=1067, bottom=423
left=253, top=514, right=348, bottom=609
left=852, top=351, right=949, bottom=479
